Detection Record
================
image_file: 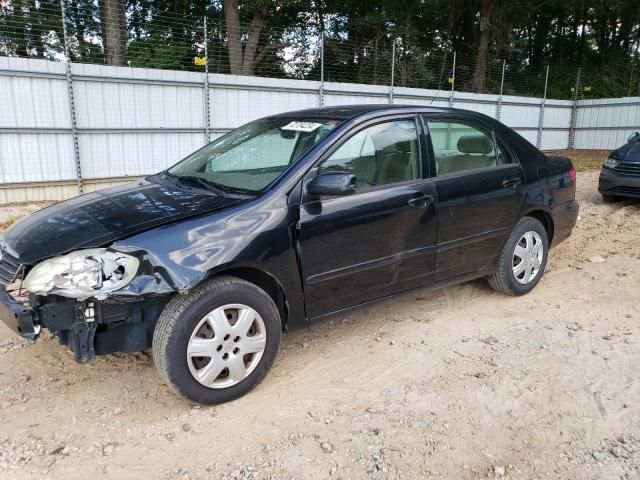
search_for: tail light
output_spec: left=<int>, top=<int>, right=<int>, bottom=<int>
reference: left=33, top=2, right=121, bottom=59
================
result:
left=569, top=167, right=576, bottom=185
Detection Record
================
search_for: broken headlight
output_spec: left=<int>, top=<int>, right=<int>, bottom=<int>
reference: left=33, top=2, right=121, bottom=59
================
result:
left=23, top=249, right=139, bottom=300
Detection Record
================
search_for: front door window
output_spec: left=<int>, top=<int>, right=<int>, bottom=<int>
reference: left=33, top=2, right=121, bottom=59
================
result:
left=319, top=119, right=420, bottom=191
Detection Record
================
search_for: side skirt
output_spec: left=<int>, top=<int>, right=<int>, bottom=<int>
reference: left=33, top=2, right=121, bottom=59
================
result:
left=308, top=266, right=495, bottom=324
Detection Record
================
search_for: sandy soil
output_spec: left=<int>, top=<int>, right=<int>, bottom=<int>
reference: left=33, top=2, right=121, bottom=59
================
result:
left=1, top=171, right=639, bottom=480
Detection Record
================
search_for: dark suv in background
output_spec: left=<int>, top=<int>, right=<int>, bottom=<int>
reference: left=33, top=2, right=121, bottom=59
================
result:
left=599, top=132, right=640, bottom=201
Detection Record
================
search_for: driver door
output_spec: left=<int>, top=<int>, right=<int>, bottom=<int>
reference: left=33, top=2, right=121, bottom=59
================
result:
left=298, top=117, right=438, bottom=319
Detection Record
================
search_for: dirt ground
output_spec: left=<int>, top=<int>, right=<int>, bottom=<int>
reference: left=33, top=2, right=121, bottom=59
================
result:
left=0, top=170, right=639, bottom=480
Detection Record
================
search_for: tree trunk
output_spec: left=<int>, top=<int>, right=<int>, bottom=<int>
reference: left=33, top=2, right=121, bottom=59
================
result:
left=530, top=14, right=551, bottom=72
left=100, top=0, right=126, bottom=66
left=241, top=6, right=268, bottom=76
left=223, top=0, right=269, bottom=76
left=471, top=0, right=492, bottom=93
left=223, top=0, right=243, bottom=75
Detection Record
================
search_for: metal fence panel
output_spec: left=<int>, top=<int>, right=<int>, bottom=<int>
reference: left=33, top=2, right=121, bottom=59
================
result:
left=73, top=79, right=205, bottom=129
left=0, top=133, right=76, bottom=182
left=209, top=79, right=320, bottom=130
left=323, top=82, right=390, bottom=106
left=78, top=132, right=204, bottom=178
left=536, top=101, right=573, bottom=150
left=574, top=97, right=640, bottom=149
left=0, top=58, right=78, bottom=186
left=1, top=56, right=640, bottom=202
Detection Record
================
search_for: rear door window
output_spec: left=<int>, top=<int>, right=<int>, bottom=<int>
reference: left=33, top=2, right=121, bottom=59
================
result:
left=424, top=118, right=511, bottom=175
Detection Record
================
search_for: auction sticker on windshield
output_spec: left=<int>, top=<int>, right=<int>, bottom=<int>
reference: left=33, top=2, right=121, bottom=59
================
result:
left=281, top=121, right=323, bottom=132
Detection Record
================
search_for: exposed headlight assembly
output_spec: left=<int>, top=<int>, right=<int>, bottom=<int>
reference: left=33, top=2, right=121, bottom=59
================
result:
left=604, top=155, right=621, bottom=168
left=23, top=249, right=139, bottom=300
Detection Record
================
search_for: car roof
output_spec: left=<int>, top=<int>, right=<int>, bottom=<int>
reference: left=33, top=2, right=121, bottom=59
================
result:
left=270, top=104, right=478, bottom=121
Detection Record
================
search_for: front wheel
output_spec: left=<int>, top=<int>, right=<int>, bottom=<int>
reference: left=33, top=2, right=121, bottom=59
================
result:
left=152, top=276, right=281, bottom=405
left=488, top=217, right=549, bottom=296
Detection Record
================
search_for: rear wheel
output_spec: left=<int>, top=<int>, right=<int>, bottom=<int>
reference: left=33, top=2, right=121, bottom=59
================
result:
left=488, top=217, right=549, bottom=296
left=152, top=276, right=281, bottom=405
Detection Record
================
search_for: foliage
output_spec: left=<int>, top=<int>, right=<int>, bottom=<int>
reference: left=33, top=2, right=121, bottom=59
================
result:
left=0, top=0, right=639, bottom=99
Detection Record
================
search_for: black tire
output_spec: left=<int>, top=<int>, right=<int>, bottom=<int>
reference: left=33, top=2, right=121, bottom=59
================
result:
left=488, top=217, right=549, bottom=296
left=601, top=193, right=622, bottom=203
left=152, top=276, right=281, bottom=405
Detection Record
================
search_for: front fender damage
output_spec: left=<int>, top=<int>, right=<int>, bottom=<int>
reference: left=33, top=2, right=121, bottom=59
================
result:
left=106, top=247, right=206, bottom=300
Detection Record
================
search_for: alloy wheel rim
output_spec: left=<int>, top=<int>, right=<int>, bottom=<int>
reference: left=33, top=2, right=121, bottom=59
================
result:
left=512, top=231, right=544, bottom=285
left=186, top=304, right=267, bottom=389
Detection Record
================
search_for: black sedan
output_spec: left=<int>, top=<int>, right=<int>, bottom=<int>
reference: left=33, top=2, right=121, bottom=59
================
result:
left=0, top=105, right=579, bottom=405
left=599, top=132, right=640, bottom=201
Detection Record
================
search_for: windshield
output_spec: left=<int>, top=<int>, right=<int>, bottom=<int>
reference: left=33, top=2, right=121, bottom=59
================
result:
left=168, top=117, right=341, bottom=193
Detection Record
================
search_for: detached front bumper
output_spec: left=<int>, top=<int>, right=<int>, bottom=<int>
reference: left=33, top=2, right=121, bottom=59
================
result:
left=0, top=286, right=98, bottom=361
left=0, top=287, right=39, bottom=340
left=0, top=286, right=167, bottom=362
left=599, top=167, right=640, bottom=198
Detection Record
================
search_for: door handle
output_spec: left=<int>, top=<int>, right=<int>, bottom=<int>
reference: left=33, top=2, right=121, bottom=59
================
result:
left=502, top=177, right=523, bottom=188
left=408, top=194, right=434, bottom=208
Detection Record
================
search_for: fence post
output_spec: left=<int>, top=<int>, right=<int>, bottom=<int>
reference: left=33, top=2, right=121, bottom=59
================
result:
left=496, top=59, right=505, bottom=121
left=568, top=67, right=582, bottom=149
left=536, top=65, right=549, bottom=149
left=59, top=0, right=83, bottom=195
left=449, top=51, right=456, bottom=108
left=319, top=33, right=325, bottom=107
left=203, top=16, right=211, bottom=143
left=389, top=40, right=395, bottom=104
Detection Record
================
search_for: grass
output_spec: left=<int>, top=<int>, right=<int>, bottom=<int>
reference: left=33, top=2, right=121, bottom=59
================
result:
left=544, top=149, right=609, bottom=171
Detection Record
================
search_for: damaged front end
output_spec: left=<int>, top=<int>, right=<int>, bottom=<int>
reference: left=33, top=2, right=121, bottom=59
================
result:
left=0, top=175, right=258, bottom=364
left=0, top=248, right=175, bottom=363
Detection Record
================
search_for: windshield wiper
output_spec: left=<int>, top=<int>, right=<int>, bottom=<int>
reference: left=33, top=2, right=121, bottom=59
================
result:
left=158, top=171, right=255, bottom=197
left=177, top=175, right=256, bottom=197
left=174, top=175, right=230, bottom=195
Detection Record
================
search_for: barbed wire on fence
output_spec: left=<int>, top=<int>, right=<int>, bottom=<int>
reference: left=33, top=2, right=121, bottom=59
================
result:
left=1, top=1, right=639, bottom=100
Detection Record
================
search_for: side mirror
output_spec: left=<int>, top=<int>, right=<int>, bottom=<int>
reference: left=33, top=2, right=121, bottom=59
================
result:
left=307, top=172, right=357, bottom=196
left=628, top=132, right=640, bottom=142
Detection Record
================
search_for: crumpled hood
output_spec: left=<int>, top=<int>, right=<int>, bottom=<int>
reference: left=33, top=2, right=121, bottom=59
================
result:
left=3, top=179, right=240, bottom=265
left=614, top=139, right=640, bottom=163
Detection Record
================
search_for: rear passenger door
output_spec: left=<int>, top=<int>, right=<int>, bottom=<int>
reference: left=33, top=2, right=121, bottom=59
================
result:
left=422, top=115, right=525, bottom=280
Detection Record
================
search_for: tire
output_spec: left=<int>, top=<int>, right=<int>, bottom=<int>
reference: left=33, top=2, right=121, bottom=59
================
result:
left=152, top=276, right=281, bottom=405
left=601, top=193, right=622, bottom=203
left=488, top=217, right=549, bottom=296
